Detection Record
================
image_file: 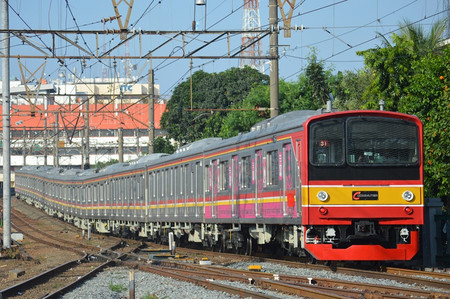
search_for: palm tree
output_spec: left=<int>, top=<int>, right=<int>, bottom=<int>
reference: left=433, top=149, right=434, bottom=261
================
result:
left=399, top=19, right=447, bottom=54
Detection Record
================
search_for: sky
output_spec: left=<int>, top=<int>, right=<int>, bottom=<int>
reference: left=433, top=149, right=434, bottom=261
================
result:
left=3, top=0, right=449, bottom=98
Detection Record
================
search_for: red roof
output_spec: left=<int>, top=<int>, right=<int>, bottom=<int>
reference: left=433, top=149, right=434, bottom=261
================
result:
left=1, top=103, right=166, bottom=131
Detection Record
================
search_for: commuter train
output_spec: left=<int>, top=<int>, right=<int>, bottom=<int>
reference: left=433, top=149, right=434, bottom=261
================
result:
left=15, top=109, right=424, bottom=261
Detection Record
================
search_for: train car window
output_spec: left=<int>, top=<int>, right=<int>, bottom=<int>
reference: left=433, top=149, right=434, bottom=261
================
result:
left=266, top=150, right=279, bottom=186
left=309, top=118, right=345, bottom=166
left=347, top=117, right=419, bottom=166
left=170, top=168, right=174, bottom=196
left=190, top=164, right=194, bottom=194
left=240, top=156, right=252, bottom=189
left=219, top=160, right=229, bottom=191
left=152, top=172, right=156, bottom=198
left=204, top=164, right=211, bottom=193
left=180, top=165, right=184, bottom=195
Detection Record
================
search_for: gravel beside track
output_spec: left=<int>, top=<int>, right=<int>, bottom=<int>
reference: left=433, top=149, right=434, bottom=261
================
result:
left=62, top=266, right=304, bottom=299
left=227, top=261, right=450, bottom=293
left=62, top=266, right=241, bottom=299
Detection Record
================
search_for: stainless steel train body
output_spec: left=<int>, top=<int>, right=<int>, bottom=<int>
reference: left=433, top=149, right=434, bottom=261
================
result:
left=15, top=110, right=423, bottom=260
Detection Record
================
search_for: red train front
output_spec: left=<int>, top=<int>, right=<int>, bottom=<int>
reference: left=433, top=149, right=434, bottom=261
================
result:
left=301, top=111, right=423, bottom=261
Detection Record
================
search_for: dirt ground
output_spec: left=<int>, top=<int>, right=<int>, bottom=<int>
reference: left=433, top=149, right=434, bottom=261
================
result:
left=0, top=197, right=125, bottom=290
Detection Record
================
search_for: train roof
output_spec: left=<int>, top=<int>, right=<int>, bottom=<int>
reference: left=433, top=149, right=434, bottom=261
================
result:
left=16, top=110, right=320, bottom=180
left=16, top=110, right=322, bottom=181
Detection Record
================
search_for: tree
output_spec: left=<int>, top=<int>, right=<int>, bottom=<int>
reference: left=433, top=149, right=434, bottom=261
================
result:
left=401, top=47, right=450, bottom=204
left=305, top=50, right=330, bottom=107
left=154, top=136, right=176, bottom=154
left=160, top=67, right=269, bottom=144
left=331, top=70, right=373, bottom=111
left=399, top=19, right=447, bottom=54
left=358, top=20, right=449, bottom=204
left=358, top=20, right=447, bottom=110
left=219, top=73, right=324, bottom=138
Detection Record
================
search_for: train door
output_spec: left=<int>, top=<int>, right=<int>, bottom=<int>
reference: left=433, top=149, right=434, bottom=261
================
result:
left=283, top=143, right=296, bottom=217
left=147, top=170, right=152, bottom=219
left=255, top=150, right=263, bottom=217
left=231, top=155, right=239, bottom=218
left=144, top=170, right=150, bottom=221
left=212, top=159, right=219, bottom=218
left=165, top=169, right=169, bottom=217
left=295, top=139, right=302, bottom=216
left=195, top=161, right=202, bottom=218
left=184, top=164, right=189, bottom=218
left=173, top=167, right=178, bottom=218
left=204, top=162, right=211, bottom=219
left=156, top=170, right=162, bottom=218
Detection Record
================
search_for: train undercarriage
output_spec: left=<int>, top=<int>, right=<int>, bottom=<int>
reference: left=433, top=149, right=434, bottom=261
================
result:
left=19, top=194, right=419, bottom=261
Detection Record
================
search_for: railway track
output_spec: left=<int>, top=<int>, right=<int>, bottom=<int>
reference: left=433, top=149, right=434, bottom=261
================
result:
left=3, top=200, right=449, bottom=298
left=131, top=244, right=450, bottom=296
left=0, top=256, right=110, bottom=299
left=0, top=242, right=140, bottom=299
left=120, top=258, right=450, bottom=299
left=8, top=208, right=99, bottom=256
left=149, top=244, right=450, bottom=288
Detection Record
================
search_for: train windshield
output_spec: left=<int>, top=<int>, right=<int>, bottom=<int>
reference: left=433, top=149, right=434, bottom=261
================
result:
left=310, top=116, right=419, bottom=167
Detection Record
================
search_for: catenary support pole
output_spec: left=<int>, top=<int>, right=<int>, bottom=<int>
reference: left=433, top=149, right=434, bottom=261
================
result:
left=148, top=68, right=154, bottom=154
left=2, top=0, right=11, bottom=249
left=269, top=0, right=279, bottom=118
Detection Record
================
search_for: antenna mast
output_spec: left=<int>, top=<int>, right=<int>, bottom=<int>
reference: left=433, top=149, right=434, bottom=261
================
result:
left=240, top=0, right=264, bottom=72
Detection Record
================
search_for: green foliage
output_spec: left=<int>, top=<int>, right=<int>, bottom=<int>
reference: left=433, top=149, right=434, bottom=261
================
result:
left=92, top=159, right=119, bottom=169
left=160, top=67, right=269, bottom=144
left=305, top=50, right=330, bottom=106
left=154, top=136, right=176, bottom=154
left=109, top=282, right=127, bottom=292
left=401, top=47, right=450, bottom=203
left=332, top=70, right=373, bottom=110
left=399, top=19, right=447, bottom=54
left=358, top=20, right=449, bottom=203
left=218, top=84, right=270, bottom=138
left=358, top=33, right=415, bottom=111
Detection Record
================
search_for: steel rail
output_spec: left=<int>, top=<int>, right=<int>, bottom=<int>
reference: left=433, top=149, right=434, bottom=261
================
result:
left=134, top=262, right=346, bottom=299
left=150, top=260, right=449, bottom=298
left=0, top=255, right=88, bottom=298
left=257, top=257, right=450, bottom=291
left=42, top=260, right=115, bottom=299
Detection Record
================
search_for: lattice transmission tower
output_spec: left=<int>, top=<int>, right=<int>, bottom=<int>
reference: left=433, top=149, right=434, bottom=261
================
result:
left=240, top=0, right=264, bottom=73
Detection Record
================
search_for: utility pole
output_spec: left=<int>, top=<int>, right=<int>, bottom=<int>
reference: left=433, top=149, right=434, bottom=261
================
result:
left=53, top=113, right=59, bottom=167
left=22, top=127, right=26, bottom=166
left=43, top=100, right=48, bottom=165
left=148, top=68, right=155, bottom=154
left=118, top=127, right=124, bottom=163
left=269, top=0, right=279, bottom=118
left=136, top=128, right=140, bottom=156
left=2, top=0, right=11, bottom=249
left=83, top=101, right=90, bottom=169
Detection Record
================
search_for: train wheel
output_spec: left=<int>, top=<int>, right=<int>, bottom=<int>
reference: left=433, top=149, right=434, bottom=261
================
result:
left=245, top=238, right=253, bottom=256
left=307, top=252, right=317, bottom=264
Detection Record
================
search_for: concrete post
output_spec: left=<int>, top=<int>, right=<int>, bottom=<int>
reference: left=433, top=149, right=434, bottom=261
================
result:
left=422, top=198, right=443, bottom=267
left=269, top=0, right=279, bottom=118
left=2, top=0, right=12, bottom=249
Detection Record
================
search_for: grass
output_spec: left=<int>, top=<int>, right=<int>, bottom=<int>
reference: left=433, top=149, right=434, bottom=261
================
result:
left=109, top=282, right=127, bottom=293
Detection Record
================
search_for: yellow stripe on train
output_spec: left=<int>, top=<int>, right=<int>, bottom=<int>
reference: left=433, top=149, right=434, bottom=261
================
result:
left=305, top=186, right=423, bottom=206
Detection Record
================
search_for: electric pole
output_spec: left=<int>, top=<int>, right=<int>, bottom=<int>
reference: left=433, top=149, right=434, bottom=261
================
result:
left=118, top=127, right=124, bottom=163
left=83, top=101, right=90, bottom=169
left=53, top=113, right=59, bottom=167
left=2, top=0, right=11, bottom=249
left=148, top=68, right=155, bottom=154
left=269, top=0, right=279, bottom=118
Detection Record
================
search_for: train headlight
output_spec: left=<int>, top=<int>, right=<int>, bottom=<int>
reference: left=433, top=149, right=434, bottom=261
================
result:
left=402, top=190, right=414, bottom=202
left=317, top=191, right=329, bottom=202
